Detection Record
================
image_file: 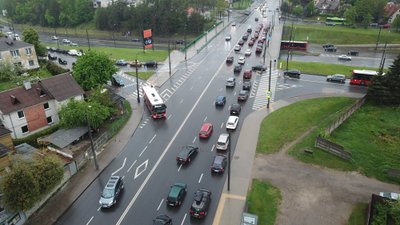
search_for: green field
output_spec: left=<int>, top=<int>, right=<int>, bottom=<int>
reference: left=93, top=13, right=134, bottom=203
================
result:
left=279, top=60, right=381, bottom=77
left=247, top=179, right=281, bottom=225
left=282, top=24, right=400, bottom=44
left=347, top=203, right=368, bottom=225
left=232, top=0, right=251, bottom=10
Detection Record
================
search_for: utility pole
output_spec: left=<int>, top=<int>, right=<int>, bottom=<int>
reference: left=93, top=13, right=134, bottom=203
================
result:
left=267, top=60, right=272, bottom=109
left=379, top=42, right=387, bottom=75
left=184, top=23, right=187, bottom=61
left=375, top=27, right=382, bottom=51
left=113, top=24, right=117, bottom=48
left=168, top=41, right=171, bottom=76
left=227, top=130, right=231, bottom=191
left=86, top=29, right=91, bottom=50
left=136, top=58, right=141, bottom=103
left=86, top=107, right=99, bottom=170
left=286, top=23, right=294, bottom=71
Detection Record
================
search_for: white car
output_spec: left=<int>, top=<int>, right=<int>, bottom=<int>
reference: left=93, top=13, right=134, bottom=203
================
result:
left=68, top=49, right=82, bottom=57
left=51, top=36, right=59, bottom=40
left=245, top=49, right=252, bottom=56
left=62, top=39, right=71, bottom=44
left=234, top=45, right=241, bottom=51
left=338, top=55, right=352, bottom=61
left=379, top=192, right=399, bottom=200
left=226, top=116, right=239, bottom=130
left=70, top=42, right=78, bottom=47
left=238, top=56, right=245, bottom=65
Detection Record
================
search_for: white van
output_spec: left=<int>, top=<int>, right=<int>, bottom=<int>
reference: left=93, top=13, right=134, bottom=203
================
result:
left=216, top=133, right=230, bottom=151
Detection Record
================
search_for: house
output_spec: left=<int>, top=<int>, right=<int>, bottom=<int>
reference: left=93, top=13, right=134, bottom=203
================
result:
left=315, top=0, right=340, bottom=14
left=385, top=2, right=400, bottom=24
left=0, top=73, right=84, bottom=139
left=0, top=126, right=13, bottom=174
left=0, top=37, right=39, bottom=70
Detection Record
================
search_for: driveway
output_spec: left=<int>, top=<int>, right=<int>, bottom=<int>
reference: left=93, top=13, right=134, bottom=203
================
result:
left=252, top=129, right=399, bottom=225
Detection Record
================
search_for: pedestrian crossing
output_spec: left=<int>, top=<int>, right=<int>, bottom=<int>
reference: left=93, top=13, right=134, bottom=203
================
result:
left=251, top=69, right=279, bottom=110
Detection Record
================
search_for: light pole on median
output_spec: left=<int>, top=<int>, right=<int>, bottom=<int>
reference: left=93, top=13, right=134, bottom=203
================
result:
left=135, top=58, right=141, bottom=103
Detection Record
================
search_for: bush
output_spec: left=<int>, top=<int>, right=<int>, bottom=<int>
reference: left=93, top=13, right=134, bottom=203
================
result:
left=46, top=61, right=69, bottom=75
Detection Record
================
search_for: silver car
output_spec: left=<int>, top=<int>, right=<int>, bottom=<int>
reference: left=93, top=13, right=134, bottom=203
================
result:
left=99, top=176, right=124, bottom=208
left=327, top=74, right=346, bottom=83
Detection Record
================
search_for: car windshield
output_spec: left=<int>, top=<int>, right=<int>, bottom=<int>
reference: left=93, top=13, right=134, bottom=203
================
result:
left=102, top=188, right=114, bottom=198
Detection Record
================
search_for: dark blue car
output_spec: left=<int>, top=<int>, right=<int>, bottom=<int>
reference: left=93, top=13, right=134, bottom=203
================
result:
left=215, top=96, right=226, bottom=106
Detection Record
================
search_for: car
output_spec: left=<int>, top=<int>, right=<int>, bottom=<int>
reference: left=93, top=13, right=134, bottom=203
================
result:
left=112, top=74, right=125, bottom=87
left=225, top=34, right=231, bottom=41
left=69, top=42, right=78, bottom=47
left=254, top=33, right=259, bottom=39
left=211, top=155, right=227, bottom=174
left=199, top=123, right=213, bottom=138
left=166, top=183, right=187, bottom=207
left=176, top=145, right=199, bottom=165
left=116, top=59, right=128, bottom=66
left=51, top=36, right=58, bottom=40
left=322, top=44, right=334, bottom=49
left=48, top=54, right=57, bottom=60
left=132, top=38, right=141, bottom=42
left=176, top=39, right=185, bottom=44
left=144, top=61, right=158, bottom=68
left=55, top=48, right=68, bottom=54
left=129, top=60, right=142, bottom=67
left=225, top=77, right=236, bottom=88
left=347, top=50, right=359, bottom=56
left=338, top=55, right=352, bottom=61
left=243, top=70, right=252, bottom=80
left=58, top=58, right=67, bottom=65
left=226, top=116, right=239, bottom=130
left=237, top=90, right=249, bottom=101
left=230, top=103, right=241, bottom=115
left=190, top=188, right=211, bottom=219
left=255, top=17, right=259, bottom=22
left=325, top=46, right=337, bottom=52
left=216, top=133, right=230, bottom=150
left=238, top=56, right=245, bottom=65
left=284, top=69, right=301, bottom=78
left=233, top=65, right=242, bottom=73
left=326, top=74, right=346, bottom=83
left=153, top=214, right=172, bottom=225
left=238, top=39, right=245, bottom=46
left=242, top=81, right=251, bottom=90
left=68, top=49, right=82, bottom=56
left=379, top=192, right=399, bottom=200
left=99, top=176, right=124, bottom=208
left=252, top=65, right=267, bottom=71
left=62, top=39, right=71, bottom=44
left=248, top=40, right=254, bottom=46
left=215, top=96, right=226, bottom=106
left=234, top=45, right=241, bottom=51
left=255, top=46, right=263, bottom=54
left=231, top=22, right=236, bottom=26
left=247, top=27, right=252, bottom=33
left=245, top=49, right=252, bottom=56
left=242, top=35, right=248, bottom=41
left=226, top=56, right=234, bottom=64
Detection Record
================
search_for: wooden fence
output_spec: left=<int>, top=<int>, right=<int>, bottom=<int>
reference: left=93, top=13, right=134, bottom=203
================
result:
left=315, top=135, right=352, bottom=161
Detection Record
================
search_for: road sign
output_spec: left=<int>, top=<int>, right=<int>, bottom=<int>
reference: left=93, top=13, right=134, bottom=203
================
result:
left=266, top=90, right=272, bottom=99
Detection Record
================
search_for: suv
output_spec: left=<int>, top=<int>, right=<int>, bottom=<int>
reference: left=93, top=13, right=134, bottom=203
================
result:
left=99, top=176, right=124, bottom=208
left=166, top=183, right=187, bottom=207
left=216, top=133, right=230, bottom=150
left=324, top=46, right=337, bottom=52
left=234, top=65, right=242, bottom=73
left=189, top=189, right=212, bottom=219
left=284, top=69, right=301, bottom=79
left=211, top=155, right=227, bottom=173
left=347, top=50, right=359, bottom=56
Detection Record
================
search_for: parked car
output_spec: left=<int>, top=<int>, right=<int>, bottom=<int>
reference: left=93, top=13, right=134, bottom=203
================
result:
left=233, top=65, right=242, bottom=73
left=255, top=46, right=263, bottom=54
left=68, top=49, right=82, bottom=57
left=176, top=39, right=185, bottom=44
left=238, top=56, right=245, bottom=65
left=116, top=59, right=128, bottom=66
left=48, top=54, right=57, bottom=60
left=62, top=39, right=71, bottom=44
left=132, top=38, right=141, bottom=42
left=215, top=96, right=226, bottom=106
left=112, top=74, right=125, bottom=87
left=226, top=116, right=239, bottom=130
left=99, top=176, right=124, bottom=208
left=51, top=36, right=58, bottom=40
left=199, top=123, right=213, bottom=138
left=248, top=39, right=254, bottom=46
left=255, top=17, right=259, bottom=22
left=322, top=44, right=334, bottom=49
left=225, top=34, right=231, bottom=41
left=144, top=61, right=158, bottom=68
left=243, top=70, right=252, bottom=80
left=230, top=103, right=241, bottom=115
left=69, top=42, right=78, bottom=47
left=326, top=74, right=346, bottom=83
left=189, top=189, right=212, bottom=219
left=58, top=58, right=67, bottom=65
left=325, top=46, right=337, bottom=52
left=226, top=56, right=234, bottom=64
left=166, top=183, right=187, bottom=207
left=242, top=81, right=251, bottom=90
left=211, top=155, right=227, bottom=174
left=225, top=77, right=236, bottom=88
left=338, top=55, right=352, bottom=61
left=129, top=60, right=142, bottom=67
left=379, top=192, right=399, bottom=200
left=238, top=39, right=245, bottom=46
left=234, top=45, right=241, bottom=52
left=153, top=215, right=172, bottom=225
left=237, top=90, right=249, bottom=101
left=176, top=145, right=199, bottom=165
left=252, top=65, right=267, bottom=71
left=347, top=50, right=359, bottom=56
left=231, top=22, right=236, bottom=26
left=241, top=34, right=248, bottom=41
left=284, top=69, right=301, bottom=78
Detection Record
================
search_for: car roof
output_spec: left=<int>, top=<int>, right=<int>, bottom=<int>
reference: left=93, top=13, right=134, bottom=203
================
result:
left=231, top=103, right=241, bottom=109
left=333, top=74, right=345, bottom=77
left=214, top=155, right=226, bottom=163
left=228, top=116, right=239, bottom=122
left=201, top=123, right=212, bottom=129
left=216, top=95, right=225, bottom=100
left=239, top=90, right=248, bottom=94
left=227, top=77, right=235, bottom=81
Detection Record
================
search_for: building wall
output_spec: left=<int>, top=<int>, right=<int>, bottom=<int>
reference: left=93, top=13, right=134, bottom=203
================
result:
left=0, top=45, right=39, bottom=70
left=25, top=104, right=48, bottom=132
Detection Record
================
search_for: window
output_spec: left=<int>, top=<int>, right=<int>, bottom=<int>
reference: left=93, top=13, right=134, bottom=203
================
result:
left=25, top=48, right=32, bottom=55
left=47, top=116, right=53, bottom=124
left=17, top=110, right=24, bottom=118
left=21, top=125, right=28, bottom=133
left=29, top=60, right=34, bottom=66
left=43, top=102, right=50, bottom=109
left=10, top=50, right=20, bottom=57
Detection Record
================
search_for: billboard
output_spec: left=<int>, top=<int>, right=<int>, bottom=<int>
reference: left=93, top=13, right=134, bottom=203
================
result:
left=143, top=29, right=153, bottom=49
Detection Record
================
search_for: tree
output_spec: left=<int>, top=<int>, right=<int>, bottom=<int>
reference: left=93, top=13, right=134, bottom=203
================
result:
left=0, top=61, right=19, bottom=81
left=292, top=5, right=303, bottom=17
left=22, top=28, right=46, bottom=57
left=72, top=51, right=117, bottom=91
left=304, top=1, right=315, bottom=17
left=33, top=155, right=64, bottom=193
left=344, top=6, right=357, bottom=25
left=392, top=16, right=400, bottom=32
left=367, top=53, right=400, bottom=105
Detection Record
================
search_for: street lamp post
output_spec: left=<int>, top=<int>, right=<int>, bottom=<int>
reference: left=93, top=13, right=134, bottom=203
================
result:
left=135, top=58, right=141, bottom=103
left=86, top=106, right=99, bottom=170
left=375, top=26, right=382, bottom=51
left=168, top=41, right=171, bottom=76
left=113, top=24, right=117, bottom=48
left=184, top=23, right=187, bottom=61
left=86, top=29, right=91, bottom=50
left=267, top=60, right=272, bottom=109
left=227, top=130, right=231, bottom=191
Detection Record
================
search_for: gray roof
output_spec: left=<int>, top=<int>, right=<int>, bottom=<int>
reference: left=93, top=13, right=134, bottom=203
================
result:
left=39, top=127, right=88, bottom=149
left=0, top=37, right=34, bottom=51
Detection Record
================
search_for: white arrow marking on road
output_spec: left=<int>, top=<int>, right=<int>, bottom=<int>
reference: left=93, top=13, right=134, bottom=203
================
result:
left=198, top=173, right=204, bottom=183
left=167, top=114, right=172, bottom=120
left=192, top=136, right=197, bottom=144
left=134, top=160, right=148, bottom=179
left=86, top=216, right=94, bottom=225
left=178, top=163, right=182, bottom=172
left=180, top=213, right=187, bottom=225
left=157, top=198, right=164, bottom=211
left=127, top=160, right=137, bottom=173
left=112, top=157, right=126, bottom=176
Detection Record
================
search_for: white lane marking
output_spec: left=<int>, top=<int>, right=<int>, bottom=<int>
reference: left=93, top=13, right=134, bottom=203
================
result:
left=86, top=216, right=94, bottom=225
left=139, top=146, right=148, bottom=157
left=134, top=160, right=148, bottom=179
left=179, top=99, right=184, bottom=104
left=203, top=116, right=208, bottom=122
left=178, top=163, right=183, bottom=172
left=211, top=144, right=215, bottom=152
left=220, top=122, right=224, bottom=128
left=167, top=114, right=172, bottom=120
left=192, top=136, right=197, bottom=144
left=97, top=206, right=101, bottom=211
left=127, top=160, right=137, bottom=173
left=198, top=173, right=204, bottom=183
left=149, top=134, right=157, bottom=143
left=234, top=91, right=237, bottom=96
left=190, top=86, right=193, bottom=90
left=180, top=213, right=187, bottom=225
left=112, top=157, right=126, bottom=176
left=116, top=45, right=228, bottom=225
left=157, top=198, right=164, bottom=211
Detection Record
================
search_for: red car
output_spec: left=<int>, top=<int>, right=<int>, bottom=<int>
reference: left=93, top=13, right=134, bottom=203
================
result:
left=243, top=70, right=252, bottom=80
left=199, top=123, right=213, bottom=138
left=248, top=40, right=254, bottom=46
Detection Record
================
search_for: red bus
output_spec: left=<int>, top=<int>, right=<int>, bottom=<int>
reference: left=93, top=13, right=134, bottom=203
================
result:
left=142, top=85, right=167, bottom=119
left=350, top=69, right=378, bottom=86
left=280, top=40, right=308, bottom=51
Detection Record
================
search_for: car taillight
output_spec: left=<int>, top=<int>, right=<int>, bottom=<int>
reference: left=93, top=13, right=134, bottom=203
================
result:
left=199, top=211, right=205, bottom=215
left=176, top=157, right=179, bottom=161
left=221, top=168, right=224, bottom=172
left=190, top=209, right=194, bottom=214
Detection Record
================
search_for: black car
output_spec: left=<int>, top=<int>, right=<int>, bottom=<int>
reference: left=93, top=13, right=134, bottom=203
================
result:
left=112, top=75, right=125, bottom=87
left=226, top=56, right=234, bottom=64
left=252, top=65, right=267, bottom=72
left=238, top=39, right=245, bottom=45
left=167, top=183, right=187, bottom=207
left=237, top=90, right=249, bottom=101
left=176, top=39, right=185, bottom=44
left=215, top=96, right=226, bottom=106
left=284, top=69, right=301, bottom=78
left=211, top=155, right=227, bottom=173
left=132, top=38, right=141, bottom=42
left=242, top=35, right=248, bottom=41
left=233, top=65, right=242, bottom=73
left=99, top=176, right=124, bottom=208
left=324, top=46, right=337, bottom=52
left=153, top=215, right=172, bottom=225
left=242, top=81, right=251, bottom=90
left=176, top=145, right=199, bottom=164
left=144, top=61, right=158, bottom=68
left=190, top=189, right=211, bottom=219
left=48, top=54, right=57, bottom=60
left=230, top=103, right=241, bottom=115
left=58, top=58, right=67, bottom=65
left=347, top=50, right=359, bottom=56
left=322, top=44, right=334, bottom=49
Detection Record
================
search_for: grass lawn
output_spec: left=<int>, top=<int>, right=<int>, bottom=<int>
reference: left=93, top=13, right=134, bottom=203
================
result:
left=247, top=179, right=281, bottom=225
left=0, top=66, right=54, bottom=91
left=279, top=60, right=381, bottom=77
left=232, top=0, right=251, bottom=10
left=257, top=97, right=356, bottom=154
left=347, top=203, right=368, bottom=225
left=282, top=24, right=400, bottom=44
left=126, top=71, right=154, bottom=80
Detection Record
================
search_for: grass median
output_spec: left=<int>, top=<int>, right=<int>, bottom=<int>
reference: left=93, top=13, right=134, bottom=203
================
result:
left=126, top=71, right=154, bottom=80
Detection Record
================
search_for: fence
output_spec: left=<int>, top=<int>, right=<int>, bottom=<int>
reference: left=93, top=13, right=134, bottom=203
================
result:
left=315, top=135, right=352, bottom=161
